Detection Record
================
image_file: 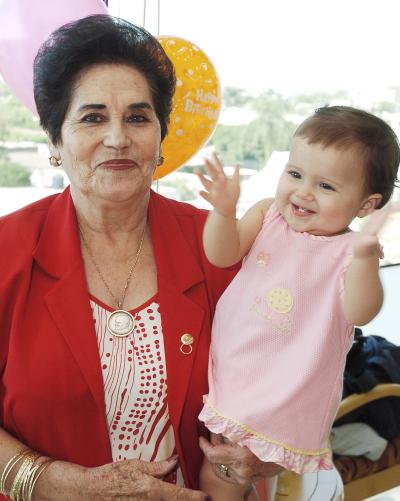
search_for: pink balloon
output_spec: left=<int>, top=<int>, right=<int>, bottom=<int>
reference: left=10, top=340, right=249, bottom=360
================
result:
left=0, top=0, right=109, bottom=115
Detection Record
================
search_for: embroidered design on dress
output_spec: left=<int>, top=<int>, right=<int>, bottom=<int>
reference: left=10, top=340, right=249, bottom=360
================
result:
left=266, top=287, right=293, bottom=313
left=250, top=289, right=293, bottom=335
left=256, top=251, right=270, bottom=268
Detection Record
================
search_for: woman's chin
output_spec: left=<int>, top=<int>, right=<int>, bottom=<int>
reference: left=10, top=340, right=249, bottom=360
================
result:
left=90, top=176, right=152, bottom=204
left=97, top=188, right=143, bottom=204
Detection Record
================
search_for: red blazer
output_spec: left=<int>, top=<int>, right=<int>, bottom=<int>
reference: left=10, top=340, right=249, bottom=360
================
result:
left=0, top=188, right=237, bottom=490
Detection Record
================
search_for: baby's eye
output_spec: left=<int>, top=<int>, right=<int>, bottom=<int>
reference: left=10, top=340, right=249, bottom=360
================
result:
left=81, top=113, right=104, bottom=123
left=288, top=170, right=301, bottom=179
left=320, top=182, right=335, bottom=191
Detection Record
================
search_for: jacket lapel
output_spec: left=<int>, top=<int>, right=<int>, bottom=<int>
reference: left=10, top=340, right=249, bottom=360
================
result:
left=33, top=190, right=106, bottom=413
left=33, top=189, right=208, bottom=432
left=148, top=192, right=206, bottom=429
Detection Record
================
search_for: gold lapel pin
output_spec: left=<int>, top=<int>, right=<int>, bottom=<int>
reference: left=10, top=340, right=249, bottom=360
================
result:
left=180, top=333, right=194, bottom=355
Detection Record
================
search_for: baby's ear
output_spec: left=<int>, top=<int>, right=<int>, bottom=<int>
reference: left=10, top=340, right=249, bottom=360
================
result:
left=357, top=193, right=383, bottom=218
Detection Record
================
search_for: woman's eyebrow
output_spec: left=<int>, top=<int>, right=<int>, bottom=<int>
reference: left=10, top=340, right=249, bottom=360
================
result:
left=77, top=103, right=106, bottom=111
left=76, top=102, right=154, bottom=112
left=127, top=102, right=153, bottom=111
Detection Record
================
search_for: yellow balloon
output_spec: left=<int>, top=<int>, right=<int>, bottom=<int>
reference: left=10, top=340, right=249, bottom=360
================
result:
left=154, top=36, right=221, bottom=180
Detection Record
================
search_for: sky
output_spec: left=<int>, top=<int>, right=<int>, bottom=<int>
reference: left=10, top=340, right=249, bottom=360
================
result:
left=108, top=0, right=400, bottom=97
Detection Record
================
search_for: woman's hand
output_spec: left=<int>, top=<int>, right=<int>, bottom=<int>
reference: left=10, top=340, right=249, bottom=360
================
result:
left=197, top=153, right=240, bottom=217
left=199, top=435, right=284, bottom=486
left=39, top=456, right=209, bottom=501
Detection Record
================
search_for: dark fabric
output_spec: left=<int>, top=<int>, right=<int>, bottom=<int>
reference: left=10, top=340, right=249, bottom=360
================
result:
left=338, top=329, right=400, bottom=440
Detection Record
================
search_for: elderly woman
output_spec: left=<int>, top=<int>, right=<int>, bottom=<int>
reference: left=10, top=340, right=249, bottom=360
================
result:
left=0, top=14, right=281, bottom=500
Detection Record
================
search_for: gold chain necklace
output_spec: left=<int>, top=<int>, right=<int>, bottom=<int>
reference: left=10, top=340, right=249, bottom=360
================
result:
left=79, top=224, right=146, bottom=338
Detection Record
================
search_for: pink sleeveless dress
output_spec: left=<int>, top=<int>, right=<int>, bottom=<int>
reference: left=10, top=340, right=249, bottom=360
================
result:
left=199, top=204, right=358, bottom=473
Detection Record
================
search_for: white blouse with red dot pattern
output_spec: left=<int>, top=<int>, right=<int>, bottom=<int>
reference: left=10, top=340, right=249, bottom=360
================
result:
left=90, top=295, right=183, bottom=485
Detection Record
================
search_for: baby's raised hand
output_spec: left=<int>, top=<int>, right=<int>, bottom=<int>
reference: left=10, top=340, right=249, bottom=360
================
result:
left=353, top=208, right=389, bottom=259
left=197, top=153, right=240, bottom=216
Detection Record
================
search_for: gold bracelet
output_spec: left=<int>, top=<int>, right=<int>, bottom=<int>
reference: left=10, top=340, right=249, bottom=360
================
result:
left=0, top=450, right=30, bottom=496
left=9, top=454, right=33, bottom=501
left=20, top=461, right=41, bottom=501
left=9, top=453, right=39, bottom=501
left=25, top=458, right=55, bottom=501
left=1, top=451, right=55, bottom=501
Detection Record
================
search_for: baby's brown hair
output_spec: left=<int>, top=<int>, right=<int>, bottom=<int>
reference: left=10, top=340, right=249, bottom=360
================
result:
left=295, top=106, right=399, bottom=207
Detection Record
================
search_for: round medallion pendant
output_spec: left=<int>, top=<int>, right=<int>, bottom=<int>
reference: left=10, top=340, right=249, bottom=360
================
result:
left=107, top=310, right=136, bottom=338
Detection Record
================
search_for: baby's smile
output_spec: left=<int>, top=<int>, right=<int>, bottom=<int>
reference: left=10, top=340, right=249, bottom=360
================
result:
left=292, top=203, right=315, bottom=215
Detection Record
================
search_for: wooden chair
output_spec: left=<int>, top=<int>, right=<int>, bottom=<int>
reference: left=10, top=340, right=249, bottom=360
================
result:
left=333, top=383, right=400, bottom=501
left=268, top=384, right=400, bottom=501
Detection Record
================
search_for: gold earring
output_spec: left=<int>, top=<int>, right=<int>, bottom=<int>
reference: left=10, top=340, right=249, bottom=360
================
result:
left=157, top=156, right=164, bottom=166
left=49, top=156, right=62, bottom=167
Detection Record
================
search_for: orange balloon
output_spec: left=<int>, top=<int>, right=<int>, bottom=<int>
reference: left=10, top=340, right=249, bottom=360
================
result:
left=154, top=36, right=221, bottom=180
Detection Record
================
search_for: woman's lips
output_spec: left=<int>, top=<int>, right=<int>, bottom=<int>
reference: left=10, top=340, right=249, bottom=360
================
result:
left=99, top=159, right=136, bottom=169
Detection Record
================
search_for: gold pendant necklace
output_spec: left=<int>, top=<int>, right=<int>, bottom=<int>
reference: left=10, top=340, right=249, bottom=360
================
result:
left=79, top=224, right=146, bottom=338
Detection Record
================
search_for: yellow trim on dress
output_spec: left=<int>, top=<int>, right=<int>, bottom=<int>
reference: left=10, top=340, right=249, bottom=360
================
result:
left=203, top=398, right=330, bottom=457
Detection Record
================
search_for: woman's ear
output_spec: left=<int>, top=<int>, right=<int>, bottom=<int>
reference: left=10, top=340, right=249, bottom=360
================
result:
left=48, top=140, right=59, bottom=158
left=48, top=140, right=62, bottom=167
left=357, top=193, right=383, bottom=218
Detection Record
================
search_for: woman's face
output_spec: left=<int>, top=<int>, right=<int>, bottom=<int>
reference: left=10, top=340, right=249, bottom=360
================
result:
left=51, top=64, right=162, bottom=204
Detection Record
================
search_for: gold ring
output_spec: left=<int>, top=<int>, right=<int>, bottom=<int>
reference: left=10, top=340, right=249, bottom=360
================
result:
left=217, top=463, right=230, bottom=477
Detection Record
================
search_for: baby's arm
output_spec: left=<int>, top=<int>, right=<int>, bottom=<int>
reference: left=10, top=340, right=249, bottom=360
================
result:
left=343, top=209, right=389, bottom=325
left=198, top=153, right=273, bottom=267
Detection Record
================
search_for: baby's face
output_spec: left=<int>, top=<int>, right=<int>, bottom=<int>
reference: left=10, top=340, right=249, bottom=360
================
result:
left=275, top=137, right=375, bottom=236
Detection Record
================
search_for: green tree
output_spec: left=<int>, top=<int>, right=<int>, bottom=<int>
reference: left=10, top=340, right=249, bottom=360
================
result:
left=0, top=163, right=31, bottom=187
left=222, top=87, right=254, bottom=108
left=371, top=101, right=397, bottom=114
left=211, top=88, right=353, bottom=169
left=212, top=88, right=296, bottom=168
left=0, top=80, right=46, bottom=142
